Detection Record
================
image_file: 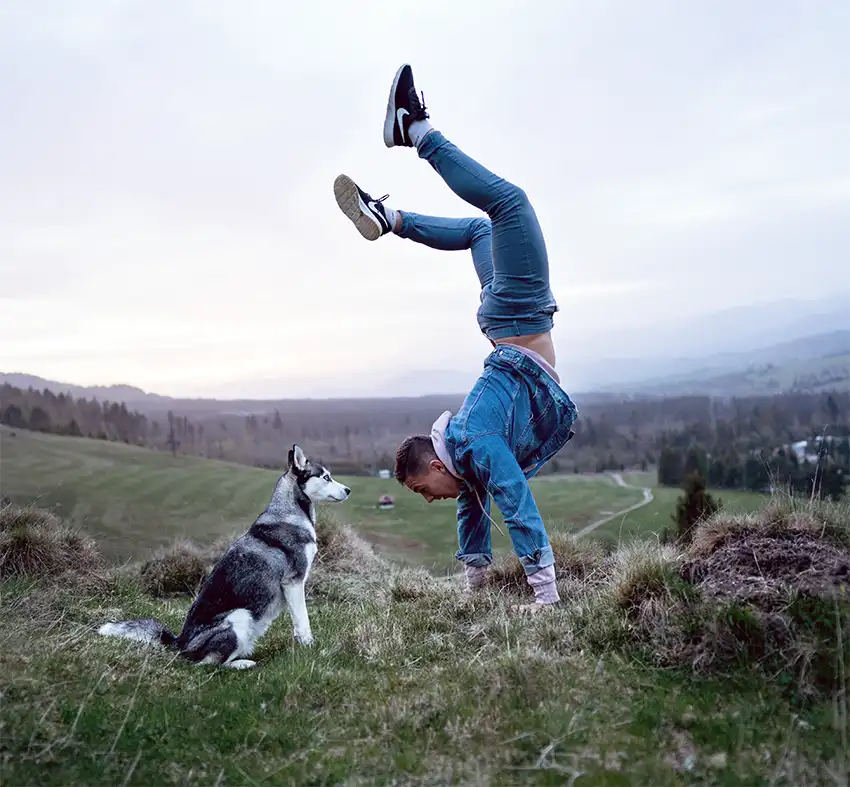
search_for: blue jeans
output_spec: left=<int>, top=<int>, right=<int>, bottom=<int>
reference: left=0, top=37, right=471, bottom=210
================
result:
left=398, top=130, right=559, bottom=340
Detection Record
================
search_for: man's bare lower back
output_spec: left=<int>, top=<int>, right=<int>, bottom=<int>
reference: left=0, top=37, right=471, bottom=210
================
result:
left=493, top=332, right=556, bottom=369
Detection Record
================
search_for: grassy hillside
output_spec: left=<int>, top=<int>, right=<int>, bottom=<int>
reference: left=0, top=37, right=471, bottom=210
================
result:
left=1, top=497, right=848, bottom=785
left=0, top=428, right=767, bottom=570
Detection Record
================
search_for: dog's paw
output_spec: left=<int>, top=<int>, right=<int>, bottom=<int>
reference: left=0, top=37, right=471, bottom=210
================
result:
left=294, top=633, right=315, bottom=647
left=225, top=659, right=257, bottom=670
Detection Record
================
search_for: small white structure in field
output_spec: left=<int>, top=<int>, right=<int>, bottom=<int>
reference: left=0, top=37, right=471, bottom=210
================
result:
left=790, top=440, right=808, bottom=461
left=378, top=494, right=395, bottom=510
left=377, top=469, right=392, bottom=479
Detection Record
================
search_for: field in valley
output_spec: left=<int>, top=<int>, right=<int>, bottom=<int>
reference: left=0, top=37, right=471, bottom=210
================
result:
left=0, top=427, right=766, bottom=570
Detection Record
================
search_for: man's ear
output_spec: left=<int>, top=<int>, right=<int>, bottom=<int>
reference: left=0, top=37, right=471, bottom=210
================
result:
left=429, top=458, right=447, bottom=474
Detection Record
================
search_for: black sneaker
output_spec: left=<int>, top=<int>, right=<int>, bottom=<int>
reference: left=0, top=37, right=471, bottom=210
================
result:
left=383, top=63, right=429, bottom=148
left=333, top=174, right=393, bottom=241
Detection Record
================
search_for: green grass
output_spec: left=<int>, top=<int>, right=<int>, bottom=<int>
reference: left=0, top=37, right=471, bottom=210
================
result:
left=1, top=569, right=846, bottom=786
left=1, top=434, right=848, bottom=785
left=601, top=472, right=768, bottom=545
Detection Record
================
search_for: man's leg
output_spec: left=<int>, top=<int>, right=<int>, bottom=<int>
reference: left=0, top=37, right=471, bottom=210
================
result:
left=384, top=65, right=557, bottom=340
left=397, top=212, right=494, bottom=290
left=333, top=174, right=494, bottom=290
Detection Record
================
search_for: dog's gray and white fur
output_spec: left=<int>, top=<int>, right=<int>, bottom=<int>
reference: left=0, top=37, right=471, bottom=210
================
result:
left=98, top=445, right=349, bottom=669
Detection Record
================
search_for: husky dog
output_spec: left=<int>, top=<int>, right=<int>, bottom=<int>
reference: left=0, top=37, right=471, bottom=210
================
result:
left=98, top=445, right=350, bottom=669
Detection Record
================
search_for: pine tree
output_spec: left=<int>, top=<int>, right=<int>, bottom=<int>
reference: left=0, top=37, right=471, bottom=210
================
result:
left=672, top=471, right=721, bottom=545
left=167, top=411, right=181, bottom=457
left=1, top=404, right=27, bottom=429
left=29, top=407, right=52, bottom=433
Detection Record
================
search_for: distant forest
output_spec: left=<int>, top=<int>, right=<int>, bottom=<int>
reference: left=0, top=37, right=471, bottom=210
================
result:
left=2, top=383, right=848, bottom=499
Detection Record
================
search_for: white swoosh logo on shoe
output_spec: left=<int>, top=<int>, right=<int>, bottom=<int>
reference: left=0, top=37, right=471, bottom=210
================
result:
left=397, top=108, right=409, bottom=142
left=367, top=202, right=388, bottom=229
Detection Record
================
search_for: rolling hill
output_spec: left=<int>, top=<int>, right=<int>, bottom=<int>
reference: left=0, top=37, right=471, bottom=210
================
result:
left=0, top=426, right=766, bottom=567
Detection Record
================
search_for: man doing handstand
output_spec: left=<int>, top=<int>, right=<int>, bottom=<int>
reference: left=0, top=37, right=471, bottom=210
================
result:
left=333, top=64, right=578, bottom=607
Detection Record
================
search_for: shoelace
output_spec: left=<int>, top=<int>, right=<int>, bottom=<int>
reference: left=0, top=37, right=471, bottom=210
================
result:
left=408, top=88, right=429, bottom=121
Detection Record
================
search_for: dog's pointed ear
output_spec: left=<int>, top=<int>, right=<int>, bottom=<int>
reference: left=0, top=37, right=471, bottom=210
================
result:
left=289, top=444, right=308, bottom=472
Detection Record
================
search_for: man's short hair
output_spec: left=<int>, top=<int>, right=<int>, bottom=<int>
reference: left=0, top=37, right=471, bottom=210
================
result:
left=394, top=435, right=437, bottom=484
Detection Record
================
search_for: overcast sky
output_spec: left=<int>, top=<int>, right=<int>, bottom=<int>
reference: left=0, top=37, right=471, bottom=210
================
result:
left=2, top=1, right=848, bottom=397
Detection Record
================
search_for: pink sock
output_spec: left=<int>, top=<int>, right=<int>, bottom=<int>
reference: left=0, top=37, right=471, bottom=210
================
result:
left=464, top=564, right=488, bottom=590
left=526, top=565, right=559, bottom=604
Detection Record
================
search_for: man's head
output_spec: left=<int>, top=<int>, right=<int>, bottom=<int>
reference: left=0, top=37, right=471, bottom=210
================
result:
left=394, top=435, right=463, bottom=503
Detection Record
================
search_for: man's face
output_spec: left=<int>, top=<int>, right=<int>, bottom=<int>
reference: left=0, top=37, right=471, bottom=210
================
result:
left=404, top=460, right=463, bottom=503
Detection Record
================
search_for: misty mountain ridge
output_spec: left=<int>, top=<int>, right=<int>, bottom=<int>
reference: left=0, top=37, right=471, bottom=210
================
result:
left=3, top=294, right=849, bottom=404
left=3, top=327, right=848, bottom=411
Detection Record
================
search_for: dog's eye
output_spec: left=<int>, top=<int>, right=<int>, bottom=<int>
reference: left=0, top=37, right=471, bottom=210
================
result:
left=323, top=473, right=331, bottom=481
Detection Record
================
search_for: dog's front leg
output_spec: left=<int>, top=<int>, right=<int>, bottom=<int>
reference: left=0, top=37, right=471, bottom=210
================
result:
left=283, top=581, right=314, bottom=646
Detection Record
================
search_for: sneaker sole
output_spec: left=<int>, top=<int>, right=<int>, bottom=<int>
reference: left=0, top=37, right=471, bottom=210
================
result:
left=383, top=63, right=409, bottom=148
left=333, top=174, right=383, bottom=241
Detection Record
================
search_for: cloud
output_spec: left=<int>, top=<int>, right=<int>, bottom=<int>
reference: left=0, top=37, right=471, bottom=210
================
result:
left=1, top=0, right=848, bottom=395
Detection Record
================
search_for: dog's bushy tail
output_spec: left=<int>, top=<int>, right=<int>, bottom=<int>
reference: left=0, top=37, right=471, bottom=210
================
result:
left=98, top=618, right=177, bottom=648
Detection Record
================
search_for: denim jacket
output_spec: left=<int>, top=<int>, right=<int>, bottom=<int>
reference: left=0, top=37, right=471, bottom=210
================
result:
left=435, top=345, right=578, bottom=574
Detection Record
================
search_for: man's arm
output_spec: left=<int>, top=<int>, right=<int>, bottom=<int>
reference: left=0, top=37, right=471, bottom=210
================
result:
left=456, top=433, right=560, bottom=603
left=454, top=482, right=493, bottom=589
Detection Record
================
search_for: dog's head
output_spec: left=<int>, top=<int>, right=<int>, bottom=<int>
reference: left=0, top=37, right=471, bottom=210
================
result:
left=288, top=444, right=350, bottom=503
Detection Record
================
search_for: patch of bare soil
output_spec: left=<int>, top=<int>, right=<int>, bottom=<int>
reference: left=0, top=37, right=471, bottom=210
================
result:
left=667, top=519, right=850, bottom=698
left=681, top=530, right=850, bottom=609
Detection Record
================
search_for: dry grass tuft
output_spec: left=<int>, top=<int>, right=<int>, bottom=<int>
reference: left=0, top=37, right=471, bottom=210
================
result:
left=438, top=501, right=850, bottom=700
left=138, top=539, right=217, bottom=597
left=608, top=540, right=686, bottom=613
left=689, top=496, right=850, bottom=558
left=388, top=567, right=445, bottom=602
left=308, top=510, right=389, bottom=602
left=314, top=511, right=384, bottom=574
left=0, top=503, right=102, bottom=578
left=663, top=500, right=850, bottom=696
left=487, top=532, right=607, bottom=595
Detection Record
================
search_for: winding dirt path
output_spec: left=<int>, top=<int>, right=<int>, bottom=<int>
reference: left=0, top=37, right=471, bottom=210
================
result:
left=573, top=473, right=654, bottom=538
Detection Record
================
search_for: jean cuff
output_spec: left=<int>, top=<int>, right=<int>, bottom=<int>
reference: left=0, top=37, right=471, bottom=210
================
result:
left=526, top=565, right=559, bottom=604
left=455, top=551, right=492, bottom=568
left=416, top=128, right=443, bottom=157
left=518, top=545, right=555, bottom=575
left=398, top=211, right=415, bottom=238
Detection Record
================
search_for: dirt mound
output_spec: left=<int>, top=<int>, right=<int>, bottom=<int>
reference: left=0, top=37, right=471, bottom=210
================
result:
left=682, top=530, right=850, bottom=607
left=663, top=501, right=850, bottom=698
